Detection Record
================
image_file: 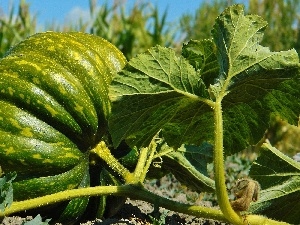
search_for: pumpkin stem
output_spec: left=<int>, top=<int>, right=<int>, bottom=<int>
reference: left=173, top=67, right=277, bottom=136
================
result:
left=91, top=141, right=135, bottom=183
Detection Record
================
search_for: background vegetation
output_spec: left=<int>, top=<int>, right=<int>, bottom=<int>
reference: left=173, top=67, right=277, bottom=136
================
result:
left=1, top=0, right=300, bottom=58
left=1, top=0, right=300, bottom=155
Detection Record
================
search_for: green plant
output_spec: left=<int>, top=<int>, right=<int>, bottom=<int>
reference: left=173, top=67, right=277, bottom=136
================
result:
left=180, top=0, right=233, bottom=42
left=180, top=0, right=300, bottom=55
left=149, top=209, right=169, bottom=225
left=248, top=0, right=300, bottom=54
left=22, top=214, right=51, bottom=225
left=89, top=0, right=178, bottom=59
left=0, top=0, right=36, bottom=58
left=1, top=4, right=300, bottom=225
left=0, top=0, right=178, bottom=61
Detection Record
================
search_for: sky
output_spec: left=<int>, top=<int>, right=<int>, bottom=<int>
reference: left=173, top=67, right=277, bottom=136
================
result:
left=0, top=0, right=247, bottom=30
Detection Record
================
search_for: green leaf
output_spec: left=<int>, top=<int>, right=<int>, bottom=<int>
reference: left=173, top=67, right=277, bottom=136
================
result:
left=109, top=45, right=207, bottom=99
left=109, top=45, right=211, bottom=148
left=161, top=142, right=215, bottom=192
left=249, top=142, right=300, bottom=224
left=22, top=214, right=51, bottom=225
left=0, top=172, right=16, bottom=212
left=109, top=4, right=300, bottom=155
left=212, top=4, right=300, bottom=153
left=182, top=39, right=219, bottom=87
left=212, top=4, right=268, bottom=80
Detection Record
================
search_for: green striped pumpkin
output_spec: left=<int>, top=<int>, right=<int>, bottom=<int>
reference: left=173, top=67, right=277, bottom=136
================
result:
left=0, top=32, right=126, bottom=222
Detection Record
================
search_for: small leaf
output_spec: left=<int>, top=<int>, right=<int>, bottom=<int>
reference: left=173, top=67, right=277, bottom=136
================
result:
left=22, top=214, right=51, bottom=225
left=249, top=142, right=300, bottom=224
left=0, top=172, right=16, bottom=212
left=161, top=142, right=215, bottom=192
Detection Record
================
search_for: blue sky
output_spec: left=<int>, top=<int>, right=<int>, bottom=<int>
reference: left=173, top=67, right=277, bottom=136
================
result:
left=1, top=0, right=247, bottom=29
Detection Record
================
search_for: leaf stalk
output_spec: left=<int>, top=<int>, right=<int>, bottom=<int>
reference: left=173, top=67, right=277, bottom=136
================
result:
left=139, top=139, right=157, bottom=182
left=213, top=99, right=243, bottom=224
left=133, top=146, right=148, bottom=182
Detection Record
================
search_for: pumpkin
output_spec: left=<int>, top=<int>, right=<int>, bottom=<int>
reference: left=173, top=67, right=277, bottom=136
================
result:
left=0, top=31, right=126, bottom=223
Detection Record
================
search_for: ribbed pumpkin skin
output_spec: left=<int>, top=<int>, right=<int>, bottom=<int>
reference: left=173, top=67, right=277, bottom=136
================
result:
left=0, top=32, right=126, bottom=221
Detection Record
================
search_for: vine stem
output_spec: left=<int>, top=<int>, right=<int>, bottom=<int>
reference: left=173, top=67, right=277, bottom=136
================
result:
left=0, top=184, right=288, bottom=224
left=213, top=99, right=244, bottom=225
left=1, top=184, right=227, bottom=222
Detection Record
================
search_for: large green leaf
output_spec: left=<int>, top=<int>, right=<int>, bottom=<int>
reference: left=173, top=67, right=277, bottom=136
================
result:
left=109, top=45, right=211, bottom=148
left=249, top=142, right=300, bottom=224
left=109, top=4, right=300, bottom=155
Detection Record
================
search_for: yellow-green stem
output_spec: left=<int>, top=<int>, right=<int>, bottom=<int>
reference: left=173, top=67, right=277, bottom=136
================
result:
left=91, top=141, right=134, bottom=183
left=0, top=185, right=288, bottom=224
left=1, top=185, right=227, bottom=222
left=213, top=100, right=243, bottom=224
left=139, top=140, right=157, bottom=182
left=133, top=147, right=148, bottom=182
left=246, top=215, right=290, bottom=225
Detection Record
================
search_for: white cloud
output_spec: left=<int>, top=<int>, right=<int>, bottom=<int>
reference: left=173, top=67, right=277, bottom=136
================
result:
left=65, top=6, right=91, bottom=25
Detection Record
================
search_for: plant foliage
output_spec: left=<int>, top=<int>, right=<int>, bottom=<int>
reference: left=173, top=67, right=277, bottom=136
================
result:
left=109, top=4, right=300, bottom=154
left=249, top=143, right=300, bottom=224
left=0, top=3, right=300, bottom=225
left=109, top=4, right=300, bottom=223
left=22, top=214, right=51, bottom=225
left=0, top=172, right=16, bottom=212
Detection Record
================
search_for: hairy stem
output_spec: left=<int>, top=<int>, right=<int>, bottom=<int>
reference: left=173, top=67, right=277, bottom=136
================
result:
left=1, top=185, right=227, bottom=222
left=91, top=141, right=135, bottom=183
left=213, top=100, right=243, bottom=224
left=246, top=215, right=290, bottom=225
left=0, top=185, right=288, bottom=224
left=139, top=140, right=157, bottom=182
left=133, top=146, right=148, bottom=182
